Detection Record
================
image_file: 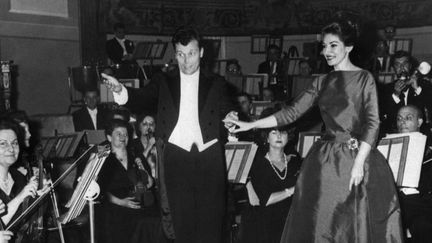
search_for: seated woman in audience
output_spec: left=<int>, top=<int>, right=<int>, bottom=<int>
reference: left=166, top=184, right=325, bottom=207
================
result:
left=98, top=119, right=160, bottom=243
left=132, top=114, right=157, bottom=178
left=240, top=113, right=301, bottom=243
left=0, top=119, right=38, bottom=238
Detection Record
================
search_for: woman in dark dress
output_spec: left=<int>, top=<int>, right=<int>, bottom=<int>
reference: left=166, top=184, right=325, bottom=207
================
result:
left=132, top=114, right=157, bottom=179
left=241, top=125, right=301, bottom=243
left=225, top=20, right=403, bottom=242
left=99, top=119, right=159, bottom=243
left=0, top=119, right=38, bottom=242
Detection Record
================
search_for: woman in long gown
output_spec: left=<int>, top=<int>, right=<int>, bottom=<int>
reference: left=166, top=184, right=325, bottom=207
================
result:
left=224, top=20, right=404, bottom=242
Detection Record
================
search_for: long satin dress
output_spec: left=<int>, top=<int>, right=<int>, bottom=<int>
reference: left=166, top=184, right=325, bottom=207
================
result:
left=275, top=70, right=403, bottom=243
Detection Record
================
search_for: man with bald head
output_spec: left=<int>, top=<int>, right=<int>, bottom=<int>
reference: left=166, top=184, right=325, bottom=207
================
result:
left=396, top=105, right=432, bottom=243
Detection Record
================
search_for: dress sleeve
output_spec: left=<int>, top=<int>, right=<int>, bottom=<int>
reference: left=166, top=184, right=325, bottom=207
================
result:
left=360, top=73, right=380, bottom=146
left=273, top=75, right=324, bottom=126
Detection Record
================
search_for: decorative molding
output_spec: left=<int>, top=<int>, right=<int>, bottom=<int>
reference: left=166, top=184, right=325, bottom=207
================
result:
left=99, top=0, right=432, bottom=36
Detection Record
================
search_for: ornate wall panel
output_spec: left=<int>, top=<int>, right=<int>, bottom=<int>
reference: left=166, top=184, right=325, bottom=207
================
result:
left=99, top=0, right=432, bottom=35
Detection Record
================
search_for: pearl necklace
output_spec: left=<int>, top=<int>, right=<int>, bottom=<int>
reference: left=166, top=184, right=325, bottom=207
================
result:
left=265, top=152, right=287, bottom=180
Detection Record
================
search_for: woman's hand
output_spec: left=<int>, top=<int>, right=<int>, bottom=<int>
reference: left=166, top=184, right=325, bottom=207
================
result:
left=222, top=117, right=255, bottom=133
left=223, top=111, right=238, bottom=130
left=120, top=197, right=141, bottom=209
left=0, top=230, right=13, bottom=242
left=148, top=137, right=156, bottom=148
left=17, top=176, right=38, bottom=201
left=349, top=160, right=364, bottom=191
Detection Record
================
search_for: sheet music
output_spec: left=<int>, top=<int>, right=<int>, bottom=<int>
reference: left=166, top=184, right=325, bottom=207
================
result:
left=387, top=142, right=403, bottom=181
left=228, top=148, right=246, bottom=181
left=378, top=132, right=426, bottom=187
left=225, top=142, right=258, bottom=184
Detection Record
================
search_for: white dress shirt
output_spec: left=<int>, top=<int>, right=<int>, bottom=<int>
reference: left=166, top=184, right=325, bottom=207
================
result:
left=115, top=37, right=127, bottom=56
left=87, top=107, right=98, bottom=129
left=113, top=70, right=217, bottom=152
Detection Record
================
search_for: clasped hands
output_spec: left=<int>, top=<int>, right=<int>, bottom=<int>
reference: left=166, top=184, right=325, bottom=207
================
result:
left=223, top=112, right=254, bottom=133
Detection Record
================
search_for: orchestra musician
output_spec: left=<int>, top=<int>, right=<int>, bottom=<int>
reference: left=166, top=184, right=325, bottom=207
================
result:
left=98, top=119, right=159, bottom=243
left=0, top=118, right=39, bottom=242
left=396, top=105, right=432, bottom=243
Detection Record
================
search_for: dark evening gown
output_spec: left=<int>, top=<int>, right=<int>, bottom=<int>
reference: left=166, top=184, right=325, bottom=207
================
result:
left=241, top=149, right=301, bottom=243
left=273, top=70, right=403, bottom=243
left=98, top=152, right=160, bottom=243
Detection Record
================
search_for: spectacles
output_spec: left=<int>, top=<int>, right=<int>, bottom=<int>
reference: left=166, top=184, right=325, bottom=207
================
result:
left=176, top=50, right=199, bottom=59
left=0, top=140, right=19, bottom=150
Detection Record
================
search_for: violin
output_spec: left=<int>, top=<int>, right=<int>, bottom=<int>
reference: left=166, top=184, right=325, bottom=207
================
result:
left=16, top=145, right=47, bottom=243
left=133, top=156, right=154, bottom=208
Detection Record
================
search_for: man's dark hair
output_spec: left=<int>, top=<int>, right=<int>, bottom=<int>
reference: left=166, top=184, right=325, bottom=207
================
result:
left=172, top=26, right=202, bottom=49
left=236, top=92, right=252, bottom=102
left=113, top=22, right=125, bottom=31
left=390, top=50, right=418, bottom=70
left=267, top=44, right=281, bottom=52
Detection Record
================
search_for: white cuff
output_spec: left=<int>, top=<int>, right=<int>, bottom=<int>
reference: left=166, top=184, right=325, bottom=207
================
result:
left=392, top=93, right=401, bottom=104
left=113, top=84, right=128, bottom=105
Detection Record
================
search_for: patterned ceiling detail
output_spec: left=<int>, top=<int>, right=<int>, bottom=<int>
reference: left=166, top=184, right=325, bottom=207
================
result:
left=100, top=0, right=432, bottom=35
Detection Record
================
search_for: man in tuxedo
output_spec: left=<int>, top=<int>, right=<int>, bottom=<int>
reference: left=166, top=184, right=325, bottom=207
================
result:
left=257, top=44, right=283, bottom=85
left=72, top=90, right=108, bottom=131
left=106, top=23, right=135, bottom=64
left=396, top=105, right=432, bottom=243
left=380, top=50, right=432, bottom=134
left=101, top=26, right=236, bottom=243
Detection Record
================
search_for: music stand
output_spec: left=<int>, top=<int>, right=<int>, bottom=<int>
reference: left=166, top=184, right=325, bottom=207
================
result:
left=132, top=41, right=168, bottom=80
left=60, top=147, right=110, bottom=243
left=6, top=146, right=97, bottom=242
left=133, top=41, right=168, bottom=60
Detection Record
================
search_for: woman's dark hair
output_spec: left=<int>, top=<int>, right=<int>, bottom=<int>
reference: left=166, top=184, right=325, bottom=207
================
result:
left=5, top=111, right=29, bottom=148
left=258, top=107, right=290, bottom=142
left=171, top=26, right=202, bottom=49
left=105, top=119, right=130, bottom=137
left=0, top=118, right=22, bottom=143
left=108, top=107, right=131, bottom=123
left=321, top=21, right=359, bottom=47
left=6, top=110, right=29, bottom=124
left=135, top=113, right=156, bottom=138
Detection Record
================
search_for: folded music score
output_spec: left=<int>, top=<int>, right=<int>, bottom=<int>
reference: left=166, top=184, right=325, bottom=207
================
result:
left=377, top=132, right=426, bottom=188
left=225, top=141, right=258, bottom=184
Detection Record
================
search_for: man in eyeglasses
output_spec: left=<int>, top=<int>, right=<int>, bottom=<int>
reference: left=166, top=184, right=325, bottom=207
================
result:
left=102, top=26, right=236, bottom=243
